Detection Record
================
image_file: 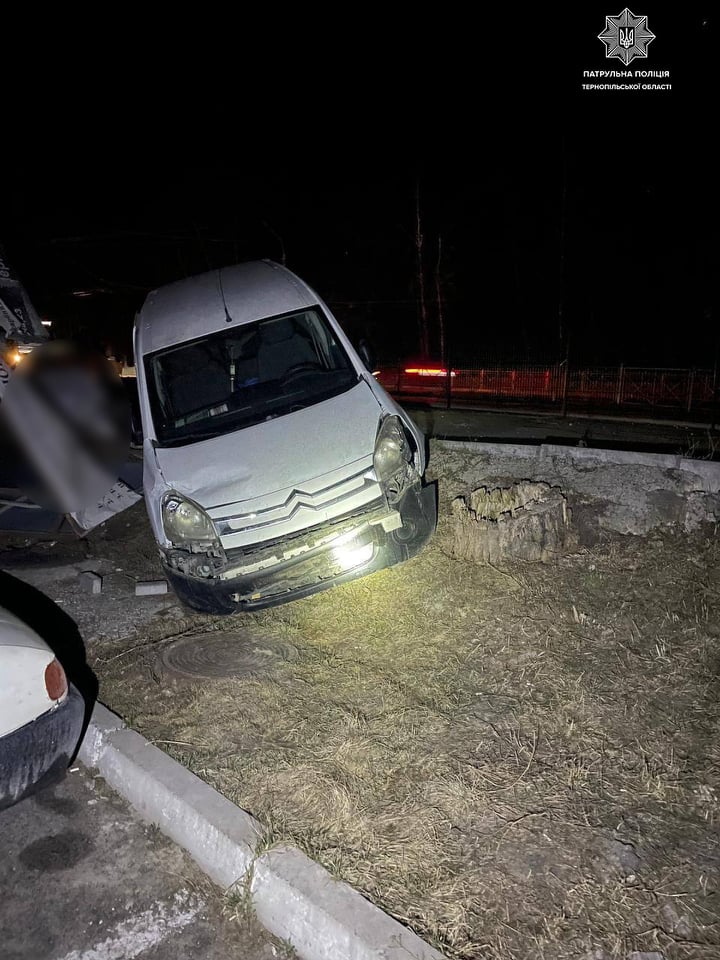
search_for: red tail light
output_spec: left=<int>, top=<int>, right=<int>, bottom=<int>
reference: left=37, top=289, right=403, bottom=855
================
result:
left=404, top=367, right=456, bottom=377
left=45, top=658, right=68, bottom=701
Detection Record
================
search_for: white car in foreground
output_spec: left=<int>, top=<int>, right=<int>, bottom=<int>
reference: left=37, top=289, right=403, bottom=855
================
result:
left=0, top=606, right=84, bottom=810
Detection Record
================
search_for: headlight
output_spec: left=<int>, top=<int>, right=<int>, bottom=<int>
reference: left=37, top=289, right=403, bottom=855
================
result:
left=162, top=493, right=217, bottom=544
left=333, top=541, right=374, bottom=572
left=373, top=416, right=411, bottom=483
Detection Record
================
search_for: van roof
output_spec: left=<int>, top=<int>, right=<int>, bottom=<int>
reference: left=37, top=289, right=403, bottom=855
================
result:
left=135, top=260, right=318, bottom=355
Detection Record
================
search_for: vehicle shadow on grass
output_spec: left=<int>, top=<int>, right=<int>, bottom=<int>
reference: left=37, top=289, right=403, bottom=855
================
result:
left=0, top=571, right=98, bottom=755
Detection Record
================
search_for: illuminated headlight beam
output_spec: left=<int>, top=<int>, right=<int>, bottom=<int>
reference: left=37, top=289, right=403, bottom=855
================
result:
left=333, top=541, right=374, bottom=572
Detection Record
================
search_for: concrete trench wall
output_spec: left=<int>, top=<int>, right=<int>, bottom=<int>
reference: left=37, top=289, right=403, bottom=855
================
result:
left=430, top=441, right=720, bottom=540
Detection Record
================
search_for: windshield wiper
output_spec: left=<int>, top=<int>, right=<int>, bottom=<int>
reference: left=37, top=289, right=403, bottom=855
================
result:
left=161, top=428, right=224, bottom=446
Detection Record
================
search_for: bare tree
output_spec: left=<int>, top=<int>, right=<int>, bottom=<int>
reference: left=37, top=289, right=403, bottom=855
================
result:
left=557, top=140, right=567, bottom=354
left=435, top=234, right=445, bottom=364
left=193, top=220, right=213, bottom=271
left=415, top=180, right=430, bottom=356
left=262, top=221, right=287, bottom=265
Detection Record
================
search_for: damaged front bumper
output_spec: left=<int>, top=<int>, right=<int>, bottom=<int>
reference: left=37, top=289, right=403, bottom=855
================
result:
left=0, top=684, right=85, bottom=810
left=163, top=481, right=436, bottom=613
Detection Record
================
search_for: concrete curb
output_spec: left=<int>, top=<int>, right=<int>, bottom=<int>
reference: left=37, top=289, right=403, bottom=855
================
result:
left=436, top=439, right=720, bottom=490
left=78, top=703, right=445, bottom=960
left=428, top=402, right=717, bottom=430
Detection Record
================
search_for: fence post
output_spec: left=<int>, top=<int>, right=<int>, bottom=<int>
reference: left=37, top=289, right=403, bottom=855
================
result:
left=687, top=368, right=695, bottom=413
left=616, top=363, right=624, bottom=405
left=560, top=359, right=569, bottom=417
left=446, top=358, right=452, bottom=410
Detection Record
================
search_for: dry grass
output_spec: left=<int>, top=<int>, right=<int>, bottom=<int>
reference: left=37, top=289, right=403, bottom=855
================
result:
left=91, top=485, right=720, bottom=959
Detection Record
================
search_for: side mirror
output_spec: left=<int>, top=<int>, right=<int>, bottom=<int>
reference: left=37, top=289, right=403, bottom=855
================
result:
left=357, top=338, right=376, bottom=373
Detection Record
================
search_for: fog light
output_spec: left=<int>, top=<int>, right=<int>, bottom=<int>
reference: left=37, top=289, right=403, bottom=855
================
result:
left=333, top=541, right=374, bottom=572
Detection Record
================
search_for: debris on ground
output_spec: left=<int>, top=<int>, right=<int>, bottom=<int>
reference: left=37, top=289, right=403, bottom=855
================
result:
left=79, top=570, right=103, bottom=594
left=135, top=579, right=169, bottom=596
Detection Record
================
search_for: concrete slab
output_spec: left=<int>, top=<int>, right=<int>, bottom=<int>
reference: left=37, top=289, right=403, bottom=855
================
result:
left=253, top=845, right=444, bottom=960
left=135, top=579, right=168, bottom=596
left=78, top=705, right=262, bottom=889
left=79, top=571, right=103, bottom=594
left=0, top=765, right=285, bottom=960
left=433, top=440, right=720, bottom=537
left=78, top=703, right=447, bottom=960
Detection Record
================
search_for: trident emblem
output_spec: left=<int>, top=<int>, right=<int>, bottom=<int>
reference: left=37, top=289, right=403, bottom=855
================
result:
left=599, top=9, right=655, bottom=65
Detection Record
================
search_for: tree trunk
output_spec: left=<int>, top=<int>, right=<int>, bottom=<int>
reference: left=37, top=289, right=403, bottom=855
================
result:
left=436, top=234, right=445, bottom=365
left=415, top=180, right=429, bottom=356
left=446, top=482, right=575, bottom=564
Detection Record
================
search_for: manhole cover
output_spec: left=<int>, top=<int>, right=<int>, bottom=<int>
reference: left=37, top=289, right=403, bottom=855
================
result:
left=158, top=630, right=298, bottom=681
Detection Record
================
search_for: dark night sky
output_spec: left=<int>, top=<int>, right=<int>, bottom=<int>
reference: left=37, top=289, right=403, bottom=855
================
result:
left=3, top=6, right=716, bottom=368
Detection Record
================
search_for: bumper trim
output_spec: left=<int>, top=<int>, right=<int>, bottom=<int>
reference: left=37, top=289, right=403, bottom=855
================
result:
left=219, top=516, right=382, bottom=580
left=0, top=684, right=85, bottom=810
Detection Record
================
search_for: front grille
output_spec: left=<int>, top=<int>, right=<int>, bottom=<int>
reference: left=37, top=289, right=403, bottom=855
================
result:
left=224, top=499, right=386, bottom=567
left=208, top=461, right=383, bottom=551
left=212, top=468, right=377, bottom=536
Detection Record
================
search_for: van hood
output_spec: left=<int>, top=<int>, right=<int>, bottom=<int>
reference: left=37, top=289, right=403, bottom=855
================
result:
left=152, top=380, right=382, bottom=509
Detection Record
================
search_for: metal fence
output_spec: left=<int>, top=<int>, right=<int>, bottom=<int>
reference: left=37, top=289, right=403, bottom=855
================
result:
left=376, top=362, right=720, bottom=418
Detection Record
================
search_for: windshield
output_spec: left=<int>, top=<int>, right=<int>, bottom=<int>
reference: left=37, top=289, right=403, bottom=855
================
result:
left=145, top=308, right=359, bottom=446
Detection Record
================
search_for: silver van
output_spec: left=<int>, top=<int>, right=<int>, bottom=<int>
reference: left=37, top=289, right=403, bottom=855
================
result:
left=134, top=261, right=436, bottom=612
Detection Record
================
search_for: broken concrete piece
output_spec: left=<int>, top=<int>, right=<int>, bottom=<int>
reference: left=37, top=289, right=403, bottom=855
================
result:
left=135, top=579, right=169, bottom=596
left=79, top=570, right=103, bottom=595
left=660, top=901, right=692, bottom=939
